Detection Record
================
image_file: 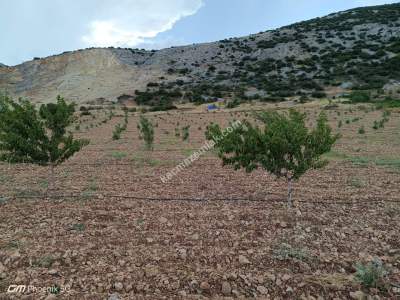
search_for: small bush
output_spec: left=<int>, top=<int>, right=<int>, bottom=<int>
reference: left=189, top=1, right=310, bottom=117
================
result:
left=373, top=120, right=380, bottom=130
left=355, top=259, right=388, bottom=289
left=112, top=124, right=123, bottom=140
left=124, top=110, right=129, bottom=124
left=311, top=91, right=327, bottom=99
left=349, top=91, right=371, bottom=103
left=138, top=116, right=154, bottom=150
left=182, top=126, right=190, bottom=141
left=299, top=95, right=310, bottom=103
left=111, top=151, right=127, bottom=160
left=226, top=99, right=241, bottom=109
left=273, top=243, right=310, bottom=262
left=375, top=98, right=400, bottom=109
left=373, top=111, right=390, bottom=130
left=175, top=127, right=180, bottom=137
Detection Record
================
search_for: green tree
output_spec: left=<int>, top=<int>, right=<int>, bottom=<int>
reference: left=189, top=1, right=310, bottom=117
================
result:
left=206, top=109, right=339, bottom=207
left=138, top=115, right=154, bottom=150
left=0, top=94, right=88, bottom=165
left=0, top=94, right=89, bottom=194
left=112, top=124, right=123, bottom=140
left=182, top=126, right=190, bottom=141
left=123, top=108, right=129, bottom=125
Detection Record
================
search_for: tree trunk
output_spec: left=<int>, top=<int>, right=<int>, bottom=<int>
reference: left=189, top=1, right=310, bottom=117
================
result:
left=287, top=177, right=293, bottom=208
left=47, top=163, right=55, bottom=199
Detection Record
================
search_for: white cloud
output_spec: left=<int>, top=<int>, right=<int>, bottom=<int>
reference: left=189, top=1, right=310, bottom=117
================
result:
left=354, top=0, right=399, bottom=6
left=82, top=0, right=203, bottom=47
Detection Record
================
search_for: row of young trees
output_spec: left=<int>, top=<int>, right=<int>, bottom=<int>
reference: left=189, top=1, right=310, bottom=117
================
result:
left=0, top=94, right=338, bottom=206
left=0, top=94, right=160, bottom=163
left=112, top=110, right=129, bottom=140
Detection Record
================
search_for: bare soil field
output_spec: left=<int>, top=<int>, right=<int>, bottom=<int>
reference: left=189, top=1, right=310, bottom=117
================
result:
left=0, top=102, right=400, bottom=299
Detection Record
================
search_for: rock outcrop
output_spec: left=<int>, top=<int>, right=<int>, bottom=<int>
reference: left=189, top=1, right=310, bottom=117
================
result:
left=1, top=3, right=400, bottom=104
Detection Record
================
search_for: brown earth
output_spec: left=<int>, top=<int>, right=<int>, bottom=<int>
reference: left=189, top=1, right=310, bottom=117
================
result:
left=0, top=102, right=399, bottom=299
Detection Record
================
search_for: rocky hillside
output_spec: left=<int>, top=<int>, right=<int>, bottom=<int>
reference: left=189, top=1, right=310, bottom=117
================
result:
left=1, top=3, right=400, bottom=106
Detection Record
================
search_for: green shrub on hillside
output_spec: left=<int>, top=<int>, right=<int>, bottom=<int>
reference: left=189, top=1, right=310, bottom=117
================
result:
left=349, top=91, right=371, bottom=103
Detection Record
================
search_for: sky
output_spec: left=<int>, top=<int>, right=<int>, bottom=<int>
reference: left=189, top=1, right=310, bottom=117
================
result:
left=0, top=0, right=398, bottom=66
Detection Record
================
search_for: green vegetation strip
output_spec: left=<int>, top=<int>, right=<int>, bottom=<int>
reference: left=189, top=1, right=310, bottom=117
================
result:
left=325, top=151, right=400, bottom=170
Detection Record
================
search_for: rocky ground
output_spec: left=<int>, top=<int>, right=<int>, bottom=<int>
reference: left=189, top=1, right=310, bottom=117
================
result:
left=0, top=102, right=399, bottom=299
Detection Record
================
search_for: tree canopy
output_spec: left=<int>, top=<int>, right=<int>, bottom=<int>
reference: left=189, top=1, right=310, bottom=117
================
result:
left=206, top=109, right=339, bottom=206
left=0, top=94, right=89, bottom=166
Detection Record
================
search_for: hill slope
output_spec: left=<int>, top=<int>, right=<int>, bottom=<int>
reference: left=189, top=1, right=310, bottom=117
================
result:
left=1, top=3, right=400, bottom=105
